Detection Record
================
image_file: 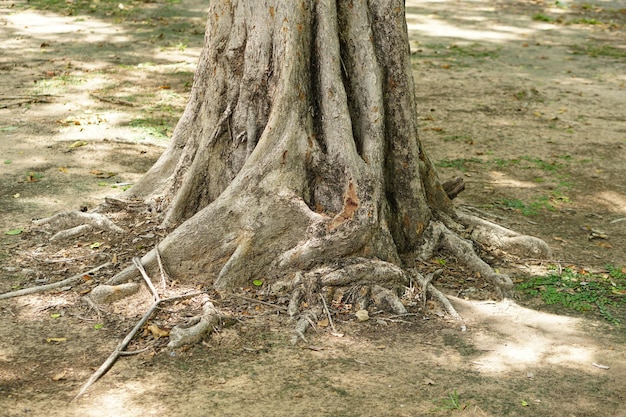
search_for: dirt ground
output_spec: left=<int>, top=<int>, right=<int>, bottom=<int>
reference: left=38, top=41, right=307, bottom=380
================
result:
left=1, top=0, right=625, bottom=416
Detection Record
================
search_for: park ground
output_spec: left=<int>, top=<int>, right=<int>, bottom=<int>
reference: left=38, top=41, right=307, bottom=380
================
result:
left=0, top=0, right=625, bottom=416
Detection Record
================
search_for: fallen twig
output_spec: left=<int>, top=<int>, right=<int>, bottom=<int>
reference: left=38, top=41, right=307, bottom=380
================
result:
left=320, top=293, right=342, bottom=337
left=72, top=290, right=204, bottom=401
left=132, top=257, right=159, bottom=302
left=0, top=263, right=111, bottom=301
left=155, top=245, right=170, bottom=294
left=0, top=95, right=56, bottom=108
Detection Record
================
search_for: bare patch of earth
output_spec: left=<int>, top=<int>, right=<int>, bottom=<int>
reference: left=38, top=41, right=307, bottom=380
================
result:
left=0, top=1, right=625, bottom=416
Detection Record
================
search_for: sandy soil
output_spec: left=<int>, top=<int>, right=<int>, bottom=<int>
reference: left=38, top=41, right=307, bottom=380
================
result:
left=0, top=0, right=625, bottom=416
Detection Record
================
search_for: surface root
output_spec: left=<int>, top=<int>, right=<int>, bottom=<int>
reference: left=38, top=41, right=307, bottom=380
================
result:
left=456, top=210, right=551, bottom=259
left=419, top=221, right=514, bottom=297
left=34, top=211, right=124, bottom=239
left=0, top=263, right=111, bottom=300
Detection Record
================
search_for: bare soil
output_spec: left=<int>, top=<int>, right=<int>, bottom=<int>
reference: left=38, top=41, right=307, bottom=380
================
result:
left=1, top=0, right=625, bottom=416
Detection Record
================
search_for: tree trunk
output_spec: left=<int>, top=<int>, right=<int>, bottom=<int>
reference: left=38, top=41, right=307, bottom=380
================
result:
left=99, top=0, right=549, bottom=316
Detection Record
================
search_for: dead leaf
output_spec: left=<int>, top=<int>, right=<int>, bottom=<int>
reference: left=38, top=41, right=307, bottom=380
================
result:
left=159, top=85, right=171, bottom=89
left=52, top=370, right=67, bottom=381
left=146, top=324, right=169, bottom=338
left=317, top=318, right=329, bottom=327
left=68, top=140, right=88, bottom=148
left=58, top=167, right=68, bottom=173
left=46, top=338, right=67, bottom=343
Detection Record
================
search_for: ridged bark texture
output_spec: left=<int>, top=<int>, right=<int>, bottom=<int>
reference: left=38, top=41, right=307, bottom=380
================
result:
left=121, top=0, right=454, bottom=289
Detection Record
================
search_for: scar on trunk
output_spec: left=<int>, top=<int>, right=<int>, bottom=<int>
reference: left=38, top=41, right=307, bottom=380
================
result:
left=330, top=180, right=359, bottom=230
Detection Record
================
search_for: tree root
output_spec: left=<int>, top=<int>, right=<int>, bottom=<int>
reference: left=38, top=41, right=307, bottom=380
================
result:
left=20, top=203, right=549, bottom=350
left=412, top=270, right=462, bottom=321
left=0, top=263, right=111, bottom=301
left=456, top=210, right=551, bottom=259
left=168, top=301, right=222, bottom=348
left=33, top=211, right=124, bottom=240
left=418, top=221, right=514, bottom=297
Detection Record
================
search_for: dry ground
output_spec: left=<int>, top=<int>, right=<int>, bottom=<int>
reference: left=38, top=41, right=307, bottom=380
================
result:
left=0, top=0, right=625, bottom=416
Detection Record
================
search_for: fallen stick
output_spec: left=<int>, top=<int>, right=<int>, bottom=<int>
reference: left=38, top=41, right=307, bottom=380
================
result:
left=132, top=257, right=159, bottom=302
left=0, top=263, right=111, bottom=301
left=319, top=293, right=342, bottom=337
left=72, top=290, right=204, bottom=401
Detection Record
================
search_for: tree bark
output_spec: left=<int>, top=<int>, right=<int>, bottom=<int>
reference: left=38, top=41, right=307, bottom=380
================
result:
left=98, top=0, right=549, bottom=307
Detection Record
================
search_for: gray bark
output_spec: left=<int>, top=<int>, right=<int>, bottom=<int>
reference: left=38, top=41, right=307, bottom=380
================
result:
left=108, top=0, right=546, bottom=294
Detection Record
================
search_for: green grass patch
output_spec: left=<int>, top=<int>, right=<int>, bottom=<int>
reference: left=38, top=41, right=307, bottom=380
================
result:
left=33, top=74, right=87, bottom=95
left=435, top=158, right=483, bottom=172
left=521, top=155, right=564, bottom=172
left=570, top=18, right=603, bottom=25
left=532, top=13, right=557, bottom=22
left=447, top=44, right=500, bottom=59
left=488, top=156, right=565, bottom=172
left=442, top=134, right=473, bottom=143
left=128, top=117, right=173, bottom=140
left=517, top=265, right=626, bottom=325
left=492, top=158, right=520, bottom=168
left=496, top=197, right=554, bottom=216
left=569, top=45, right=626, bottom=59
left=435, top=390, right=466, bottom=411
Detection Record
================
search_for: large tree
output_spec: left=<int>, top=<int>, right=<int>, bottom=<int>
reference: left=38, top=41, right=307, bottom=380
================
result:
left=37, top=0, right=549, bottom=335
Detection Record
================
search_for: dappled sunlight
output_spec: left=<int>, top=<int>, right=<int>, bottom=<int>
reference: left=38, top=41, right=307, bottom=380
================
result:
left=592, top=191, right=626, bottom=214
left=451, top=298, right=599, bottom=374
left=407, top=17, right=533, bottom=42
left=13, top=293, right=74, bottom=319
left=488, top=171, right=540, bottom=189
left=6, top=11, right=128, bottom=40
left=405, top=0, right=600, bottom=46
left=78, top=381, right=169, bottom=417
left=1, top=6, right=204, bottom=73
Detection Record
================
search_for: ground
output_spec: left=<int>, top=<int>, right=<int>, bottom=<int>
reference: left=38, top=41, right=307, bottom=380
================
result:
left=1, top=0, right=625, bottom=416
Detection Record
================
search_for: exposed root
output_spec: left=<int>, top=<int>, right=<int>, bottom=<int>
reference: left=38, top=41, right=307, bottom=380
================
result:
left=168, top=301, right=221, bottom=348
left=291, top=308, right=320, bottom=345
left=418, top=221, right=514, bottom=297
left=89, top=283, right=140, bottom=304
left=0, top=263, right=111, bottom=301
left=412, top=270, right=462, bottom=321
left=50, top=224, right=93, bottom=242
left=442, top=176, right=465, bottom=200
left=371, top=285, right=406, bottom=315
left=33, top=211, right=124, bottom=239
left=456, top=210, right=551, bottom=259
left=283, top=259, right=463, bottom=342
